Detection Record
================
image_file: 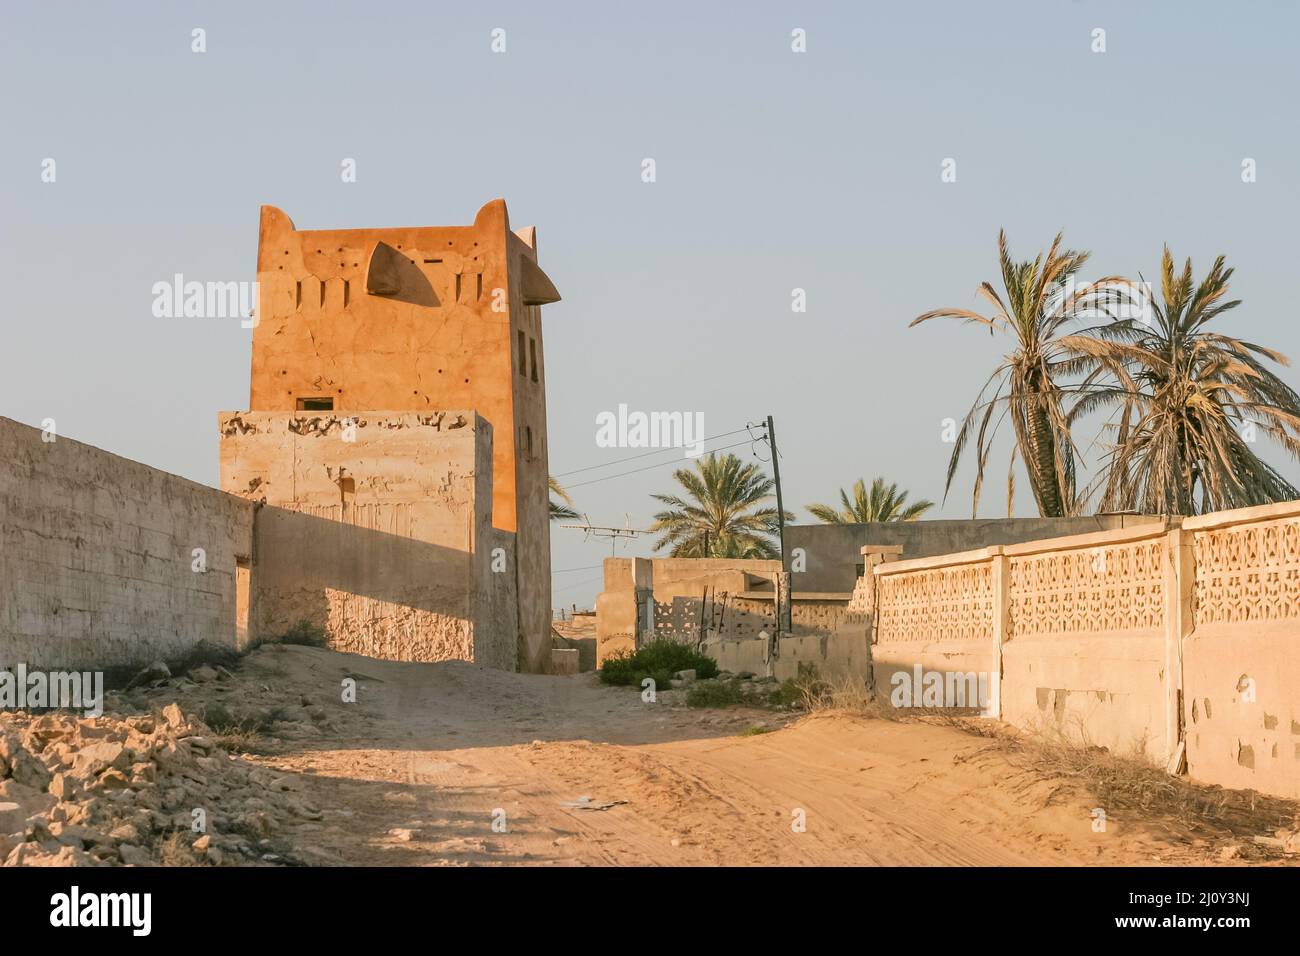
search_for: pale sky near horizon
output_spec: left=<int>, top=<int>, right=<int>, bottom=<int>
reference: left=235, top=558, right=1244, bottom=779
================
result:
left=3, top=1, right=1299, bottom=608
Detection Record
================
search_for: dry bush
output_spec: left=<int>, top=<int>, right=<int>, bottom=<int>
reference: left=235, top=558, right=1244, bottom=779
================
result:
left=800, top=673, right=898, bottom=720
left=802, top=675, right=1300, bottom=850
left=211, top=726, right=266, bottom=754
left=157, top=832, right=200, bottom=867
left=951, top=719, right=1300, bottom=846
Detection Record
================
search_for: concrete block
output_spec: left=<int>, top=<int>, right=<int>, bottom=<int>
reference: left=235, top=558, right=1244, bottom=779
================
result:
left=550, top=648, right=579, bottom=676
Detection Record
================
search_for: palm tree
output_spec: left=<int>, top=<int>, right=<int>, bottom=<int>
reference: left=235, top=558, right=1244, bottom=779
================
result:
left=807, top=477, right=935, bottom=523
left=549, top=476, right=580, bottom=522
left=1063, top=249, right=1300, bottom=515
left=911, top=230, right=1128, bottom=518
left=649, top=453, right=791, bottom=558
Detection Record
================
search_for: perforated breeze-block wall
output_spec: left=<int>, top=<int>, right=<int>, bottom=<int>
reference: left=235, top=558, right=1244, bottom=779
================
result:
left=1183, top=505, right=1300, bottom=797
left=872, top=506, right=1300, bottom=800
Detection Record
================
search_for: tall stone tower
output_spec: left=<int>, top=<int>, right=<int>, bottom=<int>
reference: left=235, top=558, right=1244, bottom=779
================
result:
left=221, top=199, right=560, bottom=672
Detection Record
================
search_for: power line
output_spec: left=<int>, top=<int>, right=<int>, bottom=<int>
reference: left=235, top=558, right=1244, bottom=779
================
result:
left=552, top=574, right=605, bottom=595
left=564, top=438, right=757, bottom=489
left=551, top=564, right=605, bottom=574
left=553, top=426, right=753, bottom=478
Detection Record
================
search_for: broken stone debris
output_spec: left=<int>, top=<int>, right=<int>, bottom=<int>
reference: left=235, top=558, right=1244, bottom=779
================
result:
left=0, top=704, right=316, bottom=867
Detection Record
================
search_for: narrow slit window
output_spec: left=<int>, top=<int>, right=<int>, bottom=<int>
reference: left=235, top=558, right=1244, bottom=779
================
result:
left=518, top=330, right=527, bottom=376
left=296, top=397, right=334, bottom=411
left=529, top=337, right=538, bottom=383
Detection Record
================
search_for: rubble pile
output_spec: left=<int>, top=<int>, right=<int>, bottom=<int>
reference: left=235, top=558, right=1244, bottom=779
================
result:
left=0, top=689, right=322, bottom=867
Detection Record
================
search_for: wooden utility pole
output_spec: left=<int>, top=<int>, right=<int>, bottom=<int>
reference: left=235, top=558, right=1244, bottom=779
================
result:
left=766, top=415, right=786, bottom=570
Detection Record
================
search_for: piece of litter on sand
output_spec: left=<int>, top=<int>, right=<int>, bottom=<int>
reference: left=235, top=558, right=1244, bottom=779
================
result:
left=560, top=796, right=627, bottom=811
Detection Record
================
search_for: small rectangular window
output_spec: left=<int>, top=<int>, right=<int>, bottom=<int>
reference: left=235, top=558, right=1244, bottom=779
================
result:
left=296, top=397, right=334, bottom=411
left=529, top=337, right=538, bottom=383
left=518, top=330, right=527, bottom=376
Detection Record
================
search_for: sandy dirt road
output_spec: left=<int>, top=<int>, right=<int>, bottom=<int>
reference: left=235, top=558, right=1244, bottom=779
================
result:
left=166, top=644, right=1235, bottom=867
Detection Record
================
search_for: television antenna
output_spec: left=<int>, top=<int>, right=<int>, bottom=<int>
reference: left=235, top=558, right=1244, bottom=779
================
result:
left=559, top=514, right=654, bottom=556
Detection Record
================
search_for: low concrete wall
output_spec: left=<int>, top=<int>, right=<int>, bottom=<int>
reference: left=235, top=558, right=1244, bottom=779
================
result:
left=0, top=416, right=255, bottom=670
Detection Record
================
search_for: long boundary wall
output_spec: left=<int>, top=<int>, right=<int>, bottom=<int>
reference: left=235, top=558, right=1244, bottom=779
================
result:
left=788, top=514, right=1164, bottom=593
left=1, top=415, right=517, bottom=674
left=1, top=417, right=255, bottom=670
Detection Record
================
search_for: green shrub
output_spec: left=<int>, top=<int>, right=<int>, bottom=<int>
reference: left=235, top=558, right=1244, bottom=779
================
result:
left=686, top=680, right=744, bottom=708
left=598, top=640, right=718, bottom=687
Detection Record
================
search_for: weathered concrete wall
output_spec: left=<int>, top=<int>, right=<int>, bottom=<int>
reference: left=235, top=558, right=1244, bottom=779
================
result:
left=651, top=558, right=782, bottom=590
left=1182, top=503, right=1300, bottom=798
left=705, top=577, right=874, bottom=681
left=595, top=558, right=649, bottom=665
left=867, top=505, right=1300, bottom=799
left=481, top=527, right=519, bottom=672
left=1000, top=527, right=1176, bottom=758
left=789, top=599, right=849, bottom=637
left=505, top=229, right=555, bottom=673
left=594, top=557, right=785, bottom=664
left=788, top=514, right=1164, bottom=594
left=219, top=411, right=514, bottom=668
left=718, top=596, right=778, bottom=641
left=0, top=416, right=254, bottom=670
left=874, top=528, right=1177, bottom=755
left=873, top=547, right=1000, bottom=713
left=651, top=560, right=782, bottom=645
left=600, top=556, right=868, bottom=677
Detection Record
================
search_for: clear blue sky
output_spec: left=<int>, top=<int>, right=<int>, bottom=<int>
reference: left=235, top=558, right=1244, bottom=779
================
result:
left=3, top=1, right=1298, bottom=609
